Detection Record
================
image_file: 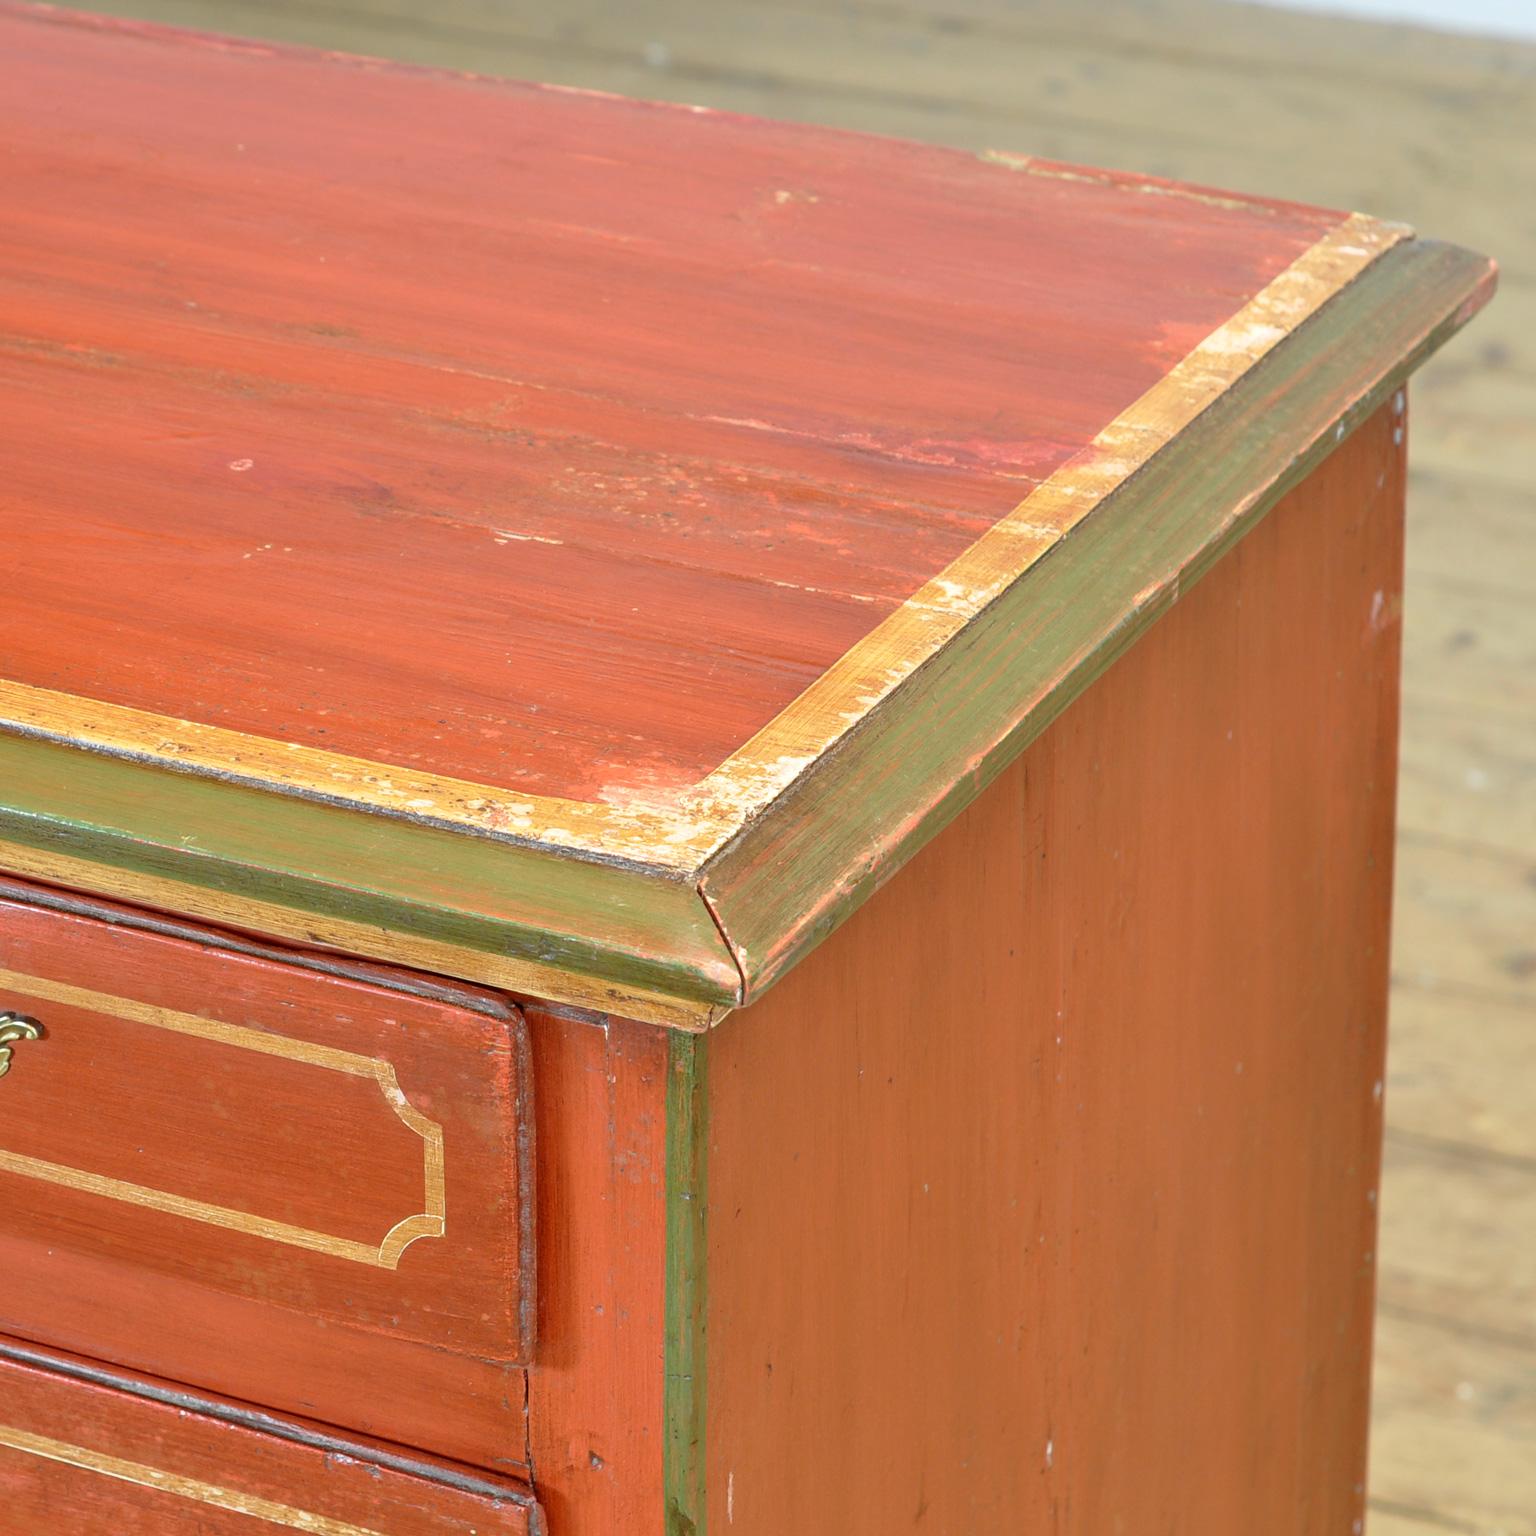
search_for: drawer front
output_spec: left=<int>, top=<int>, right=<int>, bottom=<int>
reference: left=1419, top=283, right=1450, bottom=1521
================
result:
left=0, top=1342, right=542, bottom=1535
left=0, top=881, right=533, bottom=1471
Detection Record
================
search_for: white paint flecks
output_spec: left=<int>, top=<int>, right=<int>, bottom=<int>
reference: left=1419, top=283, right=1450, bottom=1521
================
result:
left=1203, top=319, right=1288, bottom=358
left=491, top=529, right=566, bottom=547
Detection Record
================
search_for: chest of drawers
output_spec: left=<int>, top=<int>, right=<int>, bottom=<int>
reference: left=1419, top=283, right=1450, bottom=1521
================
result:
left=0, top=6, right=1494, bottom=1532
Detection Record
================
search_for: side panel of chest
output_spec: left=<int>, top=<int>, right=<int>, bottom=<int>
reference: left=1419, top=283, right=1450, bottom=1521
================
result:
left=700, top=405, right=1406, bottom=1534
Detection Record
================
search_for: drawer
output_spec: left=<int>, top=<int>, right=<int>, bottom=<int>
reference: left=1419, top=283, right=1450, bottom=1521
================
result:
left=0, top=1339, right=543, bottom=1534
left=0, top=879, right=533, bottom=1472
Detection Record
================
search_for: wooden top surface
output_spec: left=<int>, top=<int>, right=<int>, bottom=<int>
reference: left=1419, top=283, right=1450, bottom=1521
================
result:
left=6, top=3, right=1338, bottom=802
left=0, top=3, right=1495, bottom=1026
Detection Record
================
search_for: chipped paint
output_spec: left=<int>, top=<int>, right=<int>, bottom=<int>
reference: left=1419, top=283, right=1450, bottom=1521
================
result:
left=0, top=210, right=1494, bottom=1028
left=978, top=148, right=1292, bottom=213
left=694, top=234, right=1496, bottom=1010
left=680, top=214, right=1408, bottom=840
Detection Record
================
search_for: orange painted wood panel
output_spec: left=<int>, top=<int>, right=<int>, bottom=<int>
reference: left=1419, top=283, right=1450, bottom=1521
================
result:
left=0, top=2, right=1346, bottom=802
left=0, top=1342, right=541, bottom=1535
left=524, top=1006, right=670, bottom=1536
left=704, top=406, right=1404, bottom=1533
left=0, top=881, right=533, bottom=1472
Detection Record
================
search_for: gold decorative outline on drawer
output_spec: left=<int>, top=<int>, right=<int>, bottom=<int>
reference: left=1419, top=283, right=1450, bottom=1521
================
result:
left=0, top=968, right=444, bottom=1269
left=0, top=1421, right=389, bottom=1534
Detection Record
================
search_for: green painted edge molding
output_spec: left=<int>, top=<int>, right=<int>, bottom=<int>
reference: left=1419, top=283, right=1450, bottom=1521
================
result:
left=0, top=732, right=739, bottom=1014
left=0, top=237, right=1494, bottom=1028
left=664, top=1029, right=709, bottom=1536
left=701, top=237, right=1498, bottom=1003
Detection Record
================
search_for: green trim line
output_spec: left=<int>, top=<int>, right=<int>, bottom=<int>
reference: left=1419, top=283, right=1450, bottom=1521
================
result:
left=664, top=1030, right=709, bottom=1536
left=0, top=731, right=738, bottom=1020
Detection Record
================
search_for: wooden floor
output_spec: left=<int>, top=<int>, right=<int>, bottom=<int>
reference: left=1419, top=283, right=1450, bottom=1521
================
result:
left=50, top=1, right=1536, bottom=1529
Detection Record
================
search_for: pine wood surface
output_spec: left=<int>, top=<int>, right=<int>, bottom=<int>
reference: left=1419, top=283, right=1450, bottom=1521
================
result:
left=30, top=0, right=1534, bottom=1527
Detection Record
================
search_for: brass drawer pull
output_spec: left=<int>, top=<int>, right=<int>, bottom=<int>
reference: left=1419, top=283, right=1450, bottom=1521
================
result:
left=0, top=1013, right=42, bottom=1078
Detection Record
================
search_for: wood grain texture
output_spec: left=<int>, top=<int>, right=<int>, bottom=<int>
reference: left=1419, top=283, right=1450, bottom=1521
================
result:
left=0, top=2, right=1492, bottom=1027
left=1385, top=988, right=1536, bottom=1162
left=9, top=1, right=1528, bottom=1525
left=0, top=0, right=1342, bottom=802
left=0, top=209, right=1401, bottom=863
left=701, top=407, right=1404, bottom=1534
left=699, top=238, right=1492, bottom=1001
left=523, top=1007, right=670, bottom=1535
left=31, top=0, right=1528, bottom=1520
left=1377, top=1129, right=1536, bottom=1352
left=0, top=1344, right=542, bottom=1535
left=1370, top=1306, right=1536, bottom=1536
left=0, top=885, right=533, bottom=1472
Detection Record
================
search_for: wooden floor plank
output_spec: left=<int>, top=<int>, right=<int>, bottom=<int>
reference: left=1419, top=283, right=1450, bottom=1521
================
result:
left=1403, top=577, right=1536, bottom=723
left=1405, top=468, right=1536, bottom=601
left=1368, top=1503, right=1490, bottom=1535
left=1412, top=361, right=1536, bottom=489
left=1398, top=700, right=1536, bottom=859
left=1378, top=1130, right=1536, bottom=1348
left=1369, top=1309, right=1536, bottom=1536
left=1393, top=835, right=1536, bottom=1009
left=1387, top=987, right=1536, bottom=1162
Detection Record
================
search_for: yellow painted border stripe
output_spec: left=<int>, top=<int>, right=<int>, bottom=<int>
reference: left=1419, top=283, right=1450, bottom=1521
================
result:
left=0, top=967, right=443, bottom=1267
left=0, top=1422, right=389, bottom=1534
left=0, top=214, right=1405, bottom=880
left=0, top=680, right=701, bottom=872
left=690, top=213, right=1407, bottom=828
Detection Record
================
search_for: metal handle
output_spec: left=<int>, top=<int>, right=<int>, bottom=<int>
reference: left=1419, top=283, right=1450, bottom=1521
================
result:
left=0, top=1013, right=42, bottom=1079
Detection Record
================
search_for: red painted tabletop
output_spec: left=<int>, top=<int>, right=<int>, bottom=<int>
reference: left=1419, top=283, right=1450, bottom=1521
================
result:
left=2, top=3, right=1345, bottom=808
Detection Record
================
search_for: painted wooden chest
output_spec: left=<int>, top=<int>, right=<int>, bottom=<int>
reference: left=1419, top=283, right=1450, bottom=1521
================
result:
left=0, top=4, right=1495, bottom=1531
